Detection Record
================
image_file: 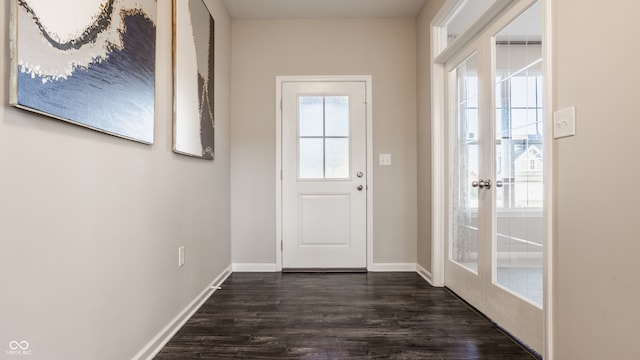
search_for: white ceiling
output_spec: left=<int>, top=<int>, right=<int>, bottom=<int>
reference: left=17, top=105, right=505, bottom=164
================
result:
left=222, top=0, right=428, bottom=19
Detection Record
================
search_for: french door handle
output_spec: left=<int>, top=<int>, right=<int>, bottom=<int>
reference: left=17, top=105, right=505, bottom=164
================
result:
left=471, top=179, right=491, bottom=190
left=357, top=185, right=364, bottom=191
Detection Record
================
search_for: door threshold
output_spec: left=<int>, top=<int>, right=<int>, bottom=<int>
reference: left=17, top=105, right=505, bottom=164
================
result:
left=282, top=268, right=367, bottom=273
left=445, top=287, right=542, bottom=360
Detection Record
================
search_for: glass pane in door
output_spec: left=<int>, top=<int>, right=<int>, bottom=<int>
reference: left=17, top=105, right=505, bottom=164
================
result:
left=494, top=1, right=543, bottom=306
left=298, top=96, right=350, bottom=180
left=450, top=53, right=479, bottom=273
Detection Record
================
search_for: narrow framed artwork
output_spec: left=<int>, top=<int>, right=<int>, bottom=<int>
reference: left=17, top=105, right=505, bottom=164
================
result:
left=172, top=0, right=215, bottom=160
left=9, top=0, right=157, bottom=144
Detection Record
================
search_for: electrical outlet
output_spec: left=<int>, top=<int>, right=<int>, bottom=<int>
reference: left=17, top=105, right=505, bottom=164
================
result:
left=178, top=246, right=185, bottom=267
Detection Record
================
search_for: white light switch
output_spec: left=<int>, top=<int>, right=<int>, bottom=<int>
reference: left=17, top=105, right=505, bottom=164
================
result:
left=379, top=153, right=392, bottom=166
left=554, top=106, right=576, bottom=139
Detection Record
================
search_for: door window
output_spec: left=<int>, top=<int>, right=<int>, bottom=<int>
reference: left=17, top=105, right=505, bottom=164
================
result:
left=298, top=96, right=350, bottom=179
left=450, top=52, right=479, bottom=273
left=493, top=0, right=543, bottom=306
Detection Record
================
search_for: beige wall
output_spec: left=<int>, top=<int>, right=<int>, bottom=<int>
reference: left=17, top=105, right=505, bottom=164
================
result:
left=16, top=0, right=640, bottom=357
left=230, top=19, right=418, bottom=265
left=416, top=0, right=446, bottom=274
left=553, top=1, right=640, bottom=358
left=0, top=1, right=231, bottom=359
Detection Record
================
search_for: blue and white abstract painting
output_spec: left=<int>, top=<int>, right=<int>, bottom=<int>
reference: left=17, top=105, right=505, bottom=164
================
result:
left=173, top=0, right=214, bottom=160
left=10, top=0, right=157, bottom=144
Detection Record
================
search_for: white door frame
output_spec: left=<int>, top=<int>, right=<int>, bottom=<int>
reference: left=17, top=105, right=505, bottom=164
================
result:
left=429, top=0, right=554, bottom=358
left=275, top=75, right=374, bottom=271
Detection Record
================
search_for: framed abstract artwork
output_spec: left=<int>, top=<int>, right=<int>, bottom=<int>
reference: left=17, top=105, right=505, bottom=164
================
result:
left=172, top=0, right=215, bottom=160
left=9, top=0, right=157, bottom=144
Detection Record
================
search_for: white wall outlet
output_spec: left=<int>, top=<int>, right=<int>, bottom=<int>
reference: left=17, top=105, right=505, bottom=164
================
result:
left=553, top=106, right=576, bottom=139
left=379, top=153, right=392, bottom=166
left=178, top=246, right=185, bottom=268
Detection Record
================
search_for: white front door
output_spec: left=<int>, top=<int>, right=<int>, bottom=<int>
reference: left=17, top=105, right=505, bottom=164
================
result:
left=281, top=81, right=367, bottom=269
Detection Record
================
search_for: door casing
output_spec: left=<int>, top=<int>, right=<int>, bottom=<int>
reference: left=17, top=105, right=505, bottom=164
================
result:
left=275, top=75, right=373, bottom=271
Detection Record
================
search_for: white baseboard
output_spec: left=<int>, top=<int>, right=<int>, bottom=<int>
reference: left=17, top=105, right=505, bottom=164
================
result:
left=232, top=263, right=278, bottom=272
left=368, top=263, right=417, bottom=272
left=134, top=265, right=232, bottom=360
left=416, top=264, right=434, bottom=286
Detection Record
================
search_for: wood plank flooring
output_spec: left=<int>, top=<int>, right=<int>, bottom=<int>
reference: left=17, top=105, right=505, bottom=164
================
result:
left=155, top=272, right=538, bottom=359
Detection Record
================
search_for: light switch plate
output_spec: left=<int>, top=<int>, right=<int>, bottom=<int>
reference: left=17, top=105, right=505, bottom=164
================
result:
left=178, top=246, right=185, bottom=267
left=379, top=153, right=392, bottom=166
left=554, top=106, right=576, bottom=139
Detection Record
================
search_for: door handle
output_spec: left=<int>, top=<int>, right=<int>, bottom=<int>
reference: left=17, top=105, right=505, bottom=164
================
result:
left=471, top=179, right=491, bottom=190
left=357, top=185, right=364, bottom=191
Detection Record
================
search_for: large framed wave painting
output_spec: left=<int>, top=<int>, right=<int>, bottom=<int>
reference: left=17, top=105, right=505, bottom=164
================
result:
left=9, top=0, right=157, bottom=144
left=172, top=0, right=214, bottom=160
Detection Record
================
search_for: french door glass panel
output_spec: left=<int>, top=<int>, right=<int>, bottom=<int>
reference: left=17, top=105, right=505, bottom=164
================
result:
left=493, top=0, right=543, bottom=306
left=450, top=53, right=480, bottom=273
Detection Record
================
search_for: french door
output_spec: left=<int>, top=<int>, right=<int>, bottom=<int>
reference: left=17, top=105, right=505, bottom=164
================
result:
left=444, top=0, right=544, bottom=352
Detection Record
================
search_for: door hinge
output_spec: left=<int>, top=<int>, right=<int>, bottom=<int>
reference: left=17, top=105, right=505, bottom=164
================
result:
left=280, top=98, right=283, bottom=110
left=281, top=239, right=283, bottom=251
left=363, top=95, right=367, bottom=104
left=280, top=169, right=283, bottom=180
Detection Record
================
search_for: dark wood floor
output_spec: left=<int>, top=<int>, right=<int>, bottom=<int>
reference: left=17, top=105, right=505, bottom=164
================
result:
left=155, top=272, right=537, bottom=359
